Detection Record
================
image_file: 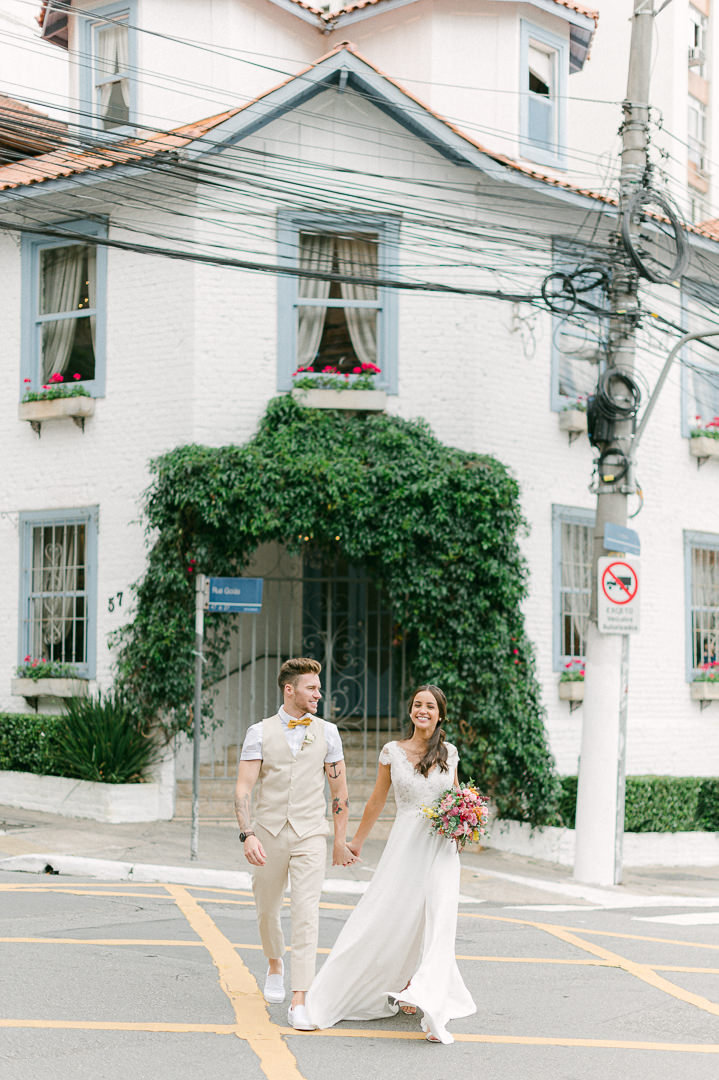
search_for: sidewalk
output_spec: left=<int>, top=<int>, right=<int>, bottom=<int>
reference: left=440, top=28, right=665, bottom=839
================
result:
left=2, top=803, right=719, bottom=907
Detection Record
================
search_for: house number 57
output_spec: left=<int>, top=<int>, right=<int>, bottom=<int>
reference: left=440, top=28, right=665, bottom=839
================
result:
left=107, top=592, right=124, bottom=613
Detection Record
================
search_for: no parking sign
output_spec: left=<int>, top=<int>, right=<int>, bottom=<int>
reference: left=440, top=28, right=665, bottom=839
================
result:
left=598, top=556, right=640, bottom=634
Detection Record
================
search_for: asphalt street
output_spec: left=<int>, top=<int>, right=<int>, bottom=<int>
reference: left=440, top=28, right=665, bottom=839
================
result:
left=3, top=812, right=719, bottom=1080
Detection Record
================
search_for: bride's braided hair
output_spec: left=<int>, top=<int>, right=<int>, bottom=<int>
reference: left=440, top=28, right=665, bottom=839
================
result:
left=406, top=684, right=449, bottom=776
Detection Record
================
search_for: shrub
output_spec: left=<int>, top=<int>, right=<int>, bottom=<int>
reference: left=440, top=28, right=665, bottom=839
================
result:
left=0, top=713, right=64, bottom=775
left=53, top=692, right=160, bottom=784
left=549, top=775, right=719, bottom=832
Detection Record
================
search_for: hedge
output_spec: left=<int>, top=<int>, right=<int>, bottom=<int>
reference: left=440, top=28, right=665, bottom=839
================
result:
left=0, top=713, right=64, bottom=776
left=554, top=775, right=719, bottom=833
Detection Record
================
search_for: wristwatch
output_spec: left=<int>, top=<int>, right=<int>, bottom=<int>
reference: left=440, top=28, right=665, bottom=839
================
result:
left=239, top=830, right=255, bottom=843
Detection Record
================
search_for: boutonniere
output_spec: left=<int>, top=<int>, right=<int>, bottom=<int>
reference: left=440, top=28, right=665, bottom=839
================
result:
left=301, top=731, right=316, bottom=749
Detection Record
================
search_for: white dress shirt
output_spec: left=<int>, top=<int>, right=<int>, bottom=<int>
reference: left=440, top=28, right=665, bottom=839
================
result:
left=240, top=705, right=344, bottom=763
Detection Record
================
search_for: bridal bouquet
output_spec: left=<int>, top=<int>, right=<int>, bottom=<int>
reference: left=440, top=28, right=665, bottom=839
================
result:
left=420, top=783, right=489, bottom=850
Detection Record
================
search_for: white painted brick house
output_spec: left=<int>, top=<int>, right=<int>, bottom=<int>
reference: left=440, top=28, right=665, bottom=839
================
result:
left=1, top=0, right=719, bottom=798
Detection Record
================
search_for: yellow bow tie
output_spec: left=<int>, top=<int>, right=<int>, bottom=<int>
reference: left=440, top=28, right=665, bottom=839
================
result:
left=287, top=715, right=314, bottom=729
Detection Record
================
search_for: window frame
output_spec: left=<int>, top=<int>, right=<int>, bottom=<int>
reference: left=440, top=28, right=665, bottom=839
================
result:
left=79, top=1, right=137, bottom=137
left=20, top=219, right=108, bottom=400
left=688, top=94, right=708, bottom=173
left=679, top=281, right=719, bottom=436
left=549, top=240, right=606, bottom=411
left=552, top=504, right=595, bottom=672
left=689, top=5, right=708, bottom=77
left=684, top=530, right=719, bottom=681
left=276, top=211, right=399, bottom=394
left=519, top=20, right=568, bottom=170
left=18, top=507, right=99, bottom=680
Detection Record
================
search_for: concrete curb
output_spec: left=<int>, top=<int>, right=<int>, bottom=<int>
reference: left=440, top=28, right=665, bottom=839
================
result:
left=0, top=853, right=253, bottom=890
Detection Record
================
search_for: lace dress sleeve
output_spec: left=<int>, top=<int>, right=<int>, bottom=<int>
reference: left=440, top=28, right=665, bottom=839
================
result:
left=446, top=743, right=459, bottom=772
left=378, top=742, right=394, bottom=766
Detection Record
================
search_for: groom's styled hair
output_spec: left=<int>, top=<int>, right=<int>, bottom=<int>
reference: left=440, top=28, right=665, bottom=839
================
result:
left=278, top=657, right=322, bottom=692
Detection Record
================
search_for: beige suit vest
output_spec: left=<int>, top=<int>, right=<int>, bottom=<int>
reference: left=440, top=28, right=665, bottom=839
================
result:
left=252, top=714, right=329, bottom=839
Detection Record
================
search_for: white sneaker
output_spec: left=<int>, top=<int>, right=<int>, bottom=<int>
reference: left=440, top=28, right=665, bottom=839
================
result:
left=287, top=1003, right=317, bottom=1030
left=263, top=962, right=285, bottom=1004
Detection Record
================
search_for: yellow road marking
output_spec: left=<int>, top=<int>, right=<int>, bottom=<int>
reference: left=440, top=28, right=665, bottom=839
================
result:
left=538, top=922, right=719, bottom=1019
left=165, top=883, right=304, bottom=1080
left=279, top=1027, right=719, bottom=1052
left=2, top=1016, right=719, bottom=1055
left=0, top=937, right=205, bottom=947
left=461, top=910, right=719, bottom=952
left=0, top=1019, right=239, bottom=1033
left=4, top=937, right=719, bottom=977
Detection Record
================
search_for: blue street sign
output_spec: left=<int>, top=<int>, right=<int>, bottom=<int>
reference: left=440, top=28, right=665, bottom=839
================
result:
left=603, top=524, right=640, bottom=556
left=208, top=577, right=263, bottom=613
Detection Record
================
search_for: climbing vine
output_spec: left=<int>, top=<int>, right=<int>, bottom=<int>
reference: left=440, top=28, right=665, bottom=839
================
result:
left=113, top=395, right=559, bottom=823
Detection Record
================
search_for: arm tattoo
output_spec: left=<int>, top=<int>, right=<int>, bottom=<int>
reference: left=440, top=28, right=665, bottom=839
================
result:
left=234, top=793, right=252, bottom=831
left=332, top=797, right=350, bottom=816
left=327, top=761, right=343, bottom=779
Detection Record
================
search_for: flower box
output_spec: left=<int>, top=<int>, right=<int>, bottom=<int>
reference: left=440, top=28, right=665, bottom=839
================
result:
left=291, top=388, right=387, bottom=411
left=558, top=409, right=587, bottom=435
left=0, top=769, right=172, bottom=824
left=558, top=680, right=584, bottom=702
left=690, top=436, right=719, bottom=460
left=11, top=677, right=90, bottom=700
left=691, top=681, right=719, bottom=702
left=19, top=396, right=95, bottom=431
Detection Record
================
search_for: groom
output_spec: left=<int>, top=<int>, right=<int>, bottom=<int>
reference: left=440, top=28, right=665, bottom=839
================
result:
left=234, top=657, right=356, bottom=1030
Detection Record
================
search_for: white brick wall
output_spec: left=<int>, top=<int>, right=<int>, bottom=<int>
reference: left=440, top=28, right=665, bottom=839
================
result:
left=2, top=4, right=719, bottom=783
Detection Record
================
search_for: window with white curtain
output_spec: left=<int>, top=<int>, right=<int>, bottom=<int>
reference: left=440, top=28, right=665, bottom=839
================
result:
left=277, top=214, right=399, bottom=391
left=296, top=230, right=380, bottom=373
left=553, top=505, right=594, bottom=669
left=19, top=509, right=98, bottom=678
left=80, top=3, right=135, bottom=133
left=95, top=17, right=130, bottom=130
left=21, top=221, right=107, bottom=397
left=685, top=532, right=719, bottom=675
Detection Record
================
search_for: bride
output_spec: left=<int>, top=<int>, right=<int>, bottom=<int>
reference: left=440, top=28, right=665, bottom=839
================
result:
left=305, top=684, right=476, bottom=1044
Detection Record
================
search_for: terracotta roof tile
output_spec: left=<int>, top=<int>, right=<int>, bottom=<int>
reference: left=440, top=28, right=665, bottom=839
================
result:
left=0, top=107, right=239, bottom=191
left=0, top=40, right=611, bottom=215
left=287, top=0, right=598, bottom=25
left=0, top=94, right=70, bottom=158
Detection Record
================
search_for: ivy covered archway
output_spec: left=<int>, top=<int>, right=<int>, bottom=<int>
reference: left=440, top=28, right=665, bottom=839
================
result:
left=114, top=396, right=559, bottom=822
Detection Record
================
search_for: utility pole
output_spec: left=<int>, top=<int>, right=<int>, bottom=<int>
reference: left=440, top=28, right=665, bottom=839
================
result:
left=573, top=0, right=654, bottom=886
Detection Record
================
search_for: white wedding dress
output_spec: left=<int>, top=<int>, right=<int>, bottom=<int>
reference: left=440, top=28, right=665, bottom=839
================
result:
left=306, top=740, right=476, bottom=1044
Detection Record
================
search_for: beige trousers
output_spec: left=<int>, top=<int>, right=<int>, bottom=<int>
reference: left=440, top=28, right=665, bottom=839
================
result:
left=252, top=822, right=326, bottom=991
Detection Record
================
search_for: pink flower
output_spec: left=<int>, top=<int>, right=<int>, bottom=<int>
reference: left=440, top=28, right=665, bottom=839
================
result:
left=73, top=373, right=81, bottom=380
left=23, top=378, right=31, bottom=384
left=352, top=366, right=361, bottom=374
left=24, top=655, right=31, bottom=662
left=50, top=373, right=64, bottom=383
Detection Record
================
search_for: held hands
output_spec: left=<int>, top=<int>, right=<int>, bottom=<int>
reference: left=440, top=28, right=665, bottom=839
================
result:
left=243, top=835, right=267, bottom=866
left=333, top=841, right=360, bottom=867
